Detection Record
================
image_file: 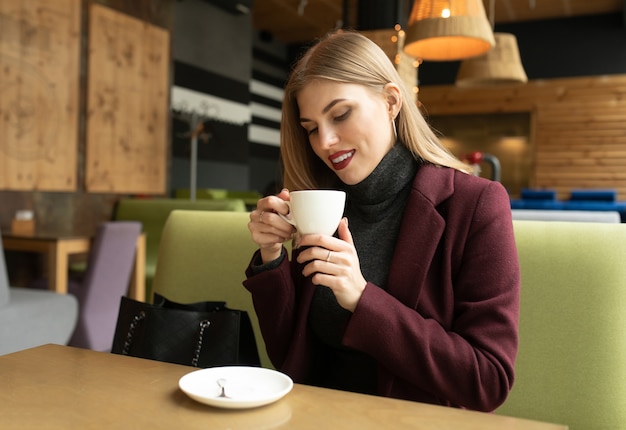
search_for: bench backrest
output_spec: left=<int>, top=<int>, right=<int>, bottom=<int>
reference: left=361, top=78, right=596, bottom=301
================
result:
left=151, top=211, right=626, bottom=429
left=114, top=198, right=247, bottom=299
left=497, top=220, right=626, bottom=430
left=151, top=210, right=273, bottom=368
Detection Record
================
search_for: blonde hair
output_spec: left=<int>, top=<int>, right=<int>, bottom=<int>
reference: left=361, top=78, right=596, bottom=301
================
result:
left=281, top=30, right=471, bottom=191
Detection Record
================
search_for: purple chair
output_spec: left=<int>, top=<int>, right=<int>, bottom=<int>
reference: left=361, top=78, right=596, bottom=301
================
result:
left=67, top=221, right=142, bottom=351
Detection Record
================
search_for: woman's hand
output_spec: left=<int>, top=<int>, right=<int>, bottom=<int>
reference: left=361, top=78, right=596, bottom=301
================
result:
left=296, top=218, right=367, bottom=312
left=248, top=189, right=296, bottom=264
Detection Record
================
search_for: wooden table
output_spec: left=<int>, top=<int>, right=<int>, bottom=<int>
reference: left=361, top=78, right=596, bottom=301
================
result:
left=0, top=344, right=568, bottom=430
left=1, top=232, right=146, bottom=301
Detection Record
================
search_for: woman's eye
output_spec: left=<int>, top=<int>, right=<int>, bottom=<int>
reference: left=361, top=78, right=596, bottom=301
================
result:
left=306, top=127, right=318, bottom=136
left=334, top=110, right=350, bottom=122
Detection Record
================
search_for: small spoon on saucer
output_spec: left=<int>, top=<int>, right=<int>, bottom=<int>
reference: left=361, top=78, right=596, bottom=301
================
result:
left=216, top=378, right=230, bottom=398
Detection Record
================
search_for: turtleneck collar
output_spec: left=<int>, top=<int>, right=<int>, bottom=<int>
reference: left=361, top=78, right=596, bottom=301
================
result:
left=343, top=142, right=418, bottom=206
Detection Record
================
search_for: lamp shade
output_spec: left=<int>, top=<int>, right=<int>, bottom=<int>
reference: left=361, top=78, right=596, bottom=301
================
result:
left=455, top=32, right=528, bottom=87
left=403, top=0, right=495, bottom=61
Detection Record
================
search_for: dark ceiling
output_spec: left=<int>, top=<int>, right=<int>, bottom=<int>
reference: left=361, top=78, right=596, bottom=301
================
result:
left=252, top=0, right=625, bottom=44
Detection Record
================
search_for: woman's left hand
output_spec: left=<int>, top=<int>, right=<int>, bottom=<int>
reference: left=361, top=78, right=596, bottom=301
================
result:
left=296, top=218, right=367, bottom=312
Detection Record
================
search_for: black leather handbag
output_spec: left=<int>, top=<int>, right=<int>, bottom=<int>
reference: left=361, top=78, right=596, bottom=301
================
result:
left=111, top=293, right=260, bottom=368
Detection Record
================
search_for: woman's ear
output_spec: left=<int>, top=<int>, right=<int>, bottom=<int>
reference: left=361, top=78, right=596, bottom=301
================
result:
left=383, top=82, right=403, bottom=119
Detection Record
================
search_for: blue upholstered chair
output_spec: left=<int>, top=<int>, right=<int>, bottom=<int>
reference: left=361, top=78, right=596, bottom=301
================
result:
left=0, top=228, right=78, bottom=355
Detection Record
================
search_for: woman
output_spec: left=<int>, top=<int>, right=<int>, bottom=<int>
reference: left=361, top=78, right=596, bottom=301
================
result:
left=244, top=30, right=520, bottom=412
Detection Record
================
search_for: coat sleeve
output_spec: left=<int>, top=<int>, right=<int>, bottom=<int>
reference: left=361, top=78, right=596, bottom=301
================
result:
left=342, top=180, right=520, bottom=412
left=243, top=250, right=298, bottom=368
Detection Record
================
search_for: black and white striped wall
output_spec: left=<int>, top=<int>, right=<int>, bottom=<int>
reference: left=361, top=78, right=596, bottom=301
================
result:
left=248, top=32, right=287, bottom=194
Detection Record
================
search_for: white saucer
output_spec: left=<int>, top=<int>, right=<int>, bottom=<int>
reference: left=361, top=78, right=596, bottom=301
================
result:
left=179, top=366, right=293, bottom=409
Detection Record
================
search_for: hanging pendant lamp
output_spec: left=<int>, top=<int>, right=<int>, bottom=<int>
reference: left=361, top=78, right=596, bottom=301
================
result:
left=455, top=32, right=528, bottom=87
left=403, top=0, right=495, bottom=61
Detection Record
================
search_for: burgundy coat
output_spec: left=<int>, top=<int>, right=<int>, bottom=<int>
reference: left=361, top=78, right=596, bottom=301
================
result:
left=244, top=164, right=520, bottom=412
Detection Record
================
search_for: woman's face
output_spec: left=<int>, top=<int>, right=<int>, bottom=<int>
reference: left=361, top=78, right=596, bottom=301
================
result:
left=297, top=80, right=399, bottom=185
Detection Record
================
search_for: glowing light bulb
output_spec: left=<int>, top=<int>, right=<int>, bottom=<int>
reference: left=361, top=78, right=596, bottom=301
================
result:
left=442, top=8, right=451, bottom=18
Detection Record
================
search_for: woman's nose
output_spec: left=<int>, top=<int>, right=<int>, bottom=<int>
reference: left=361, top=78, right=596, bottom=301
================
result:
left=318, top=126, right=339, bottom=148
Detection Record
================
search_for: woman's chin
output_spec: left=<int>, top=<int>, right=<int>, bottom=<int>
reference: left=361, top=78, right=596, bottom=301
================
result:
left=336, top=173, right=365, bottom=186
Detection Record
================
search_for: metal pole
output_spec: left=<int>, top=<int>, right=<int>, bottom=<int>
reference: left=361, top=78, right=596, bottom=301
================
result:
left=189, top=113, right=198, bottom=202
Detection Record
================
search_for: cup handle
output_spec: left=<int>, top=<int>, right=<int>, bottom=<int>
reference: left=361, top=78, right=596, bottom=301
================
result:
left=277, top=201, right=296, bottom=227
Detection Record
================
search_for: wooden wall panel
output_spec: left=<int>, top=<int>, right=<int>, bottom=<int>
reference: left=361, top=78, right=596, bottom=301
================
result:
left=85, top=3, right=169, bottom=193
left=418, top=75, right=626, bottom=200
left=0, top=0, right=81, bottom=191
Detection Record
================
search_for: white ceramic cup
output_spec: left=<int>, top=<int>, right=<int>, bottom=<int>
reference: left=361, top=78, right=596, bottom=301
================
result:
left=279, top=190, right=346, bottom=235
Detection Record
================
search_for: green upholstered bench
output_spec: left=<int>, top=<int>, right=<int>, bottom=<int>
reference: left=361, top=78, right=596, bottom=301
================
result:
left=175, top=188, right=263, bottom=210
left=151, top=210, right=281, bottom=369
left=113, top=198, right=247, bottom=301
left=150, top=211, right=626, bottom=428
left=496, top=220, right=626, bottom=430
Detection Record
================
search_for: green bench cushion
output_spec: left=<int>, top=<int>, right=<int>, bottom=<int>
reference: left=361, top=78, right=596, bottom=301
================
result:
left=496, top=220, right=626, bottom=429
left=114, top=198, right=247, bottom=299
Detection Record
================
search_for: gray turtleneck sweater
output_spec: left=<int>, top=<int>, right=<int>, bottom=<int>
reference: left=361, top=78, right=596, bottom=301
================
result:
left=343, top=142, right=419, bottom=287
left=308, top=143, right=419, bottom=394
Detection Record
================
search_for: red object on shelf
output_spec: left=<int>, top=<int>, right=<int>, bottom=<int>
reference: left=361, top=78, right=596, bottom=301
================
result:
left=466, top=151, right=483, bottom=165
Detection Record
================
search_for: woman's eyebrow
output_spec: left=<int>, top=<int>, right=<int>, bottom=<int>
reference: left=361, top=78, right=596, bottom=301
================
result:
left=300, top=98, right=346, bottom=122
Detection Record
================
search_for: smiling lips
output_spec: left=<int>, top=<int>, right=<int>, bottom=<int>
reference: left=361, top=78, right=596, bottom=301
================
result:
left=330, top=150, right=354, bottom=170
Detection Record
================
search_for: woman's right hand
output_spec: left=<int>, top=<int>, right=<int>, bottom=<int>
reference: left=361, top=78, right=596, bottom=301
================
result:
left=248, top=188, right=295, bottom=263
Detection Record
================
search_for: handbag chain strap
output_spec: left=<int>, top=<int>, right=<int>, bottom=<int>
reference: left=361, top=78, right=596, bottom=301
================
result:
left=122, top=311, right=146, bottom=355
left=122, top=312, right=211, bottom=367
left=191, top=320, right=211, bottom=367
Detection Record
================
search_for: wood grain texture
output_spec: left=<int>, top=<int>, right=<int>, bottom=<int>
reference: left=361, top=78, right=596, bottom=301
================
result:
left=0, top=344, right=568, bottom=430
left=0, top=0, right=81, bottom=191
left=85, top=3, right=169, bottom=194
left=419, top=74, right=626, bottom=199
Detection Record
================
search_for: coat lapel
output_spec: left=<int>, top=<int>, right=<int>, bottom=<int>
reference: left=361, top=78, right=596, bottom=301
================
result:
left=386, top=165, right=454, bottom=308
